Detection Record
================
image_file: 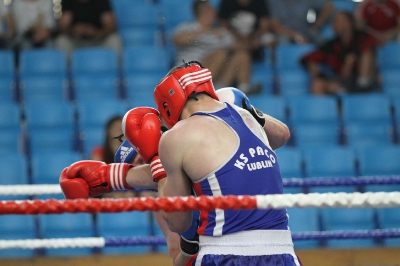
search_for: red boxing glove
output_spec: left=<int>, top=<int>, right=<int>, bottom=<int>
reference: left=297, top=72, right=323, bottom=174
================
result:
left=59, top=160, right=133, bottom=199
left=123, top=107, right=166, bottom=183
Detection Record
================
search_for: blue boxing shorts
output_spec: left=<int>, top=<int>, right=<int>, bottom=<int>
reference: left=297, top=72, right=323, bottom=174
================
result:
left=188, top=230, right=302, bottom=266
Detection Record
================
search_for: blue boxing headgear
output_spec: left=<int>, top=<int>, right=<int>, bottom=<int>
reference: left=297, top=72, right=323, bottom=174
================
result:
left=215, top=87, right=252, bottom=107
left=114, top=139, right=138, bottom=163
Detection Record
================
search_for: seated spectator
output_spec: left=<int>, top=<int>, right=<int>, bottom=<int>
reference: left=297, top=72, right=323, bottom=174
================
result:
left=267, top=0, right=334, bottom=45
left=354, top=0, right=400, bottom=46
left=173, top=0, right=260, bottom=94
left=300, top=11, right=379, bottom=95
left=91, top=116, right=136, bottom=198
left=55, top=0, right=121, bottom=58
left=218, top=0, right=273, bottom=62
left=10, top=0, right=55, bottom=57
left=0, top=1, right=15, bottom=49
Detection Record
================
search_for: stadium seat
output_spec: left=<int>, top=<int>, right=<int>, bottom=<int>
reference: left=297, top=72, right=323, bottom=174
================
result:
left=0, top=50, right=16, bottom=103
left=24, top=101, right=75, bottom=132
left=293, top=123, right=341, bottom=148
left=275, top=147, right=303, bottom=194
left=332, top=0, right=357, bottom=12
left=275, top=148, right=303, bottom=179
left=0, top=100, right=21, bottom=152
left=77, top=99, right=129, bottom=129
left=0, top=77, right=15, bottom=103
left=71, top=48, right=119, bottom=78
left=120, top=28, right=157, bottom=47
left=377, top=42, right=400, bottom=71
left=344, top=123, right=393, bottom=148
left=287, top=96, right=339, bottom=126
left=73, top=75, right=120, bottom=101
left=341, top=94, right=392, bottom=126
left=19, top=48, right=67, bottom=79
left=124, top=73, right=162, bottom=107
left=97, top=212, right=151, bottom=254
left=377, top=208, right=400, bottom=247
left=24, top=101, right=77, bottom=154
left=393, top=96, right=400, bottom=142
left=79, top=125, right=104, bottom=158
left=303, top=146, right=356, bottom=178
left=321, top=208, right=376, bottom=248
left=0, top=215, right=36, bottom=258
left=38, top=213, right=95, bottom=256
left=251, top=62, right=274, bottom=95
left=20, top=76, right=67, bottom=103
left=110, top=0, right=158, bottom=30
left=357, top=145, right=400, bottom=176
left=381, top=69, right=400, bottom=96
left=302, top=146, right=356, bottom=193
left=28, top=129, right=77, bottom=155
left=0, top=49, right=14, bottom=78
left=276, top=44, right=315, bottom=73
left=0, top=129, right=23, bottom=154
left=247, top=95, right=287, bottom=123
left=0, top=102, right=20, bottom=131
left=287, top=208, right=320, bottom=248
left=357, top=145, right=400, bottom=192
left=160, top=0, right=194, bottom=32
left=0, top=152, right=29, bottom=190
left=122, top=45, right=171, bottom=76
left=278, top=71, right=310, bottom=97
left=31, top=151, right=82, bottom=184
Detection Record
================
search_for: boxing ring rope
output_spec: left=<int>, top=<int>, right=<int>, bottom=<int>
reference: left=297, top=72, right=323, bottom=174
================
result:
left=1, top=192, right=400, bottom=215
left=1, top=177, right=400, bottom=251
left=2, top=229, right=400, bottom=250
left=1, top=175, right=400, bottom=196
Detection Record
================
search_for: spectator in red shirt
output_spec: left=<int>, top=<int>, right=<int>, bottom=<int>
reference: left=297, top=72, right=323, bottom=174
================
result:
left=301, top=11, right=379, bottom=95
left=354, top=0, right=400, bottom=45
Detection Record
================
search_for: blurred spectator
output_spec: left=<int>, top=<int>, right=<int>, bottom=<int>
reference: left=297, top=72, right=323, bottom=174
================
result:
left=55, top=0, right=121, bottom=57
left=0, top=1, right=15, bottom=49
left=91, top=116, right=123, bottom=164
left=300, top=11, right=379, bottom=95
left=173, top=0, right=260, bottom=94
left=91, top=116, right=137, bottom=198
left=218, top=0, right=273, bottom=62
left=10, top=0, right=55, bottom=54
left=354, top=0, right=400, bottom=46
left=267, top=0, right=334, bottom=45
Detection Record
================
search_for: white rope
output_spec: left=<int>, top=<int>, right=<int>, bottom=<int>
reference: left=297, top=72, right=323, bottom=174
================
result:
left=0, top=185, right=62, bottom=196
left=0, top=238, right=105, bottom=249
left=256, top=192, right=400, bottom=209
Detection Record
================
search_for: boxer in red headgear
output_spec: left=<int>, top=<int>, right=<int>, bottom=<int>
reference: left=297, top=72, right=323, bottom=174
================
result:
left=127, top=61, right=301, bottom=266
left=154, top=61, right=219, bottom=129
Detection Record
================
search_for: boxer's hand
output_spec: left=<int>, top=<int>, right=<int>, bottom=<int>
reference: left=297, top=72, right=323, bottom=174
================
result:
left=59, top=160, right=133, bottom=199
left=179, top=211, right=200, bottom=257
left=123, top=107, right=166, bottom=183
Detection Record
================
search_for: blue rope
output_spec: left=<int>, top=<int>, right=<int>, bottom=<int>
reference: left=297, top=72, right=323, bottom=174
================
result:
left=283, top=176, right=400, bottom=187
left=103, top=229, right=400, bottom=247
left=292, top=229, right=400, bottom=240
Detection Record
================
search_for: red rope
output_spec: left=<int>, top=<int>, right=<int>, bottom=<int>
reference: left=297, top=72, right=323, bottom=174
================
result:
left=0, top=195, right=257, bottom=215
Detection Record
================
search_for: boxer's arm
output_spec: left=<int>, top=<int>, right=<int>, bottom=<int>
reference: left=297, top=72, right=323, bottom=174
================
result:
left=154, top=211, right=192, bottom=266
left=263, top=114, right=290, bottom=150
left=157, top=131, right=193, bottom=233
left=125, top=164, right=158, bottom=190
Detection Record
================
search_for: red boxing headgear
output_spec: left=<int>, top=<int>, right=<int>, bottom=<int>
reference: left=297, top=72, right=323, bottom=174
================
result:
left=154, top=61, right=219, bottom=128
